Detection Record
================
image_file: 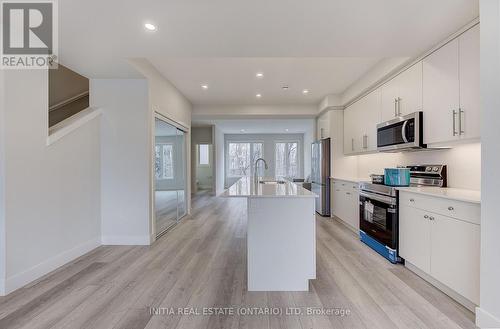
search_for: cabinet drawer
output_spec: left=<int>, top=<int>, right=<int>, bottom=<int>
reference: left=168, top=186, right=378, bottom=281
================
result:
left=332, top=180, right=359, bottom=191
left=400, top=192, right=480, bottom=225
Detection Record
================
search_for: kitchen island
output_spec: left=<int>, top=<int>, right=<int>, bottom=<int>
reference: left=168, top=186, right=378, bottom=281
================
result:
left=223, top=177, right=316, bottom=291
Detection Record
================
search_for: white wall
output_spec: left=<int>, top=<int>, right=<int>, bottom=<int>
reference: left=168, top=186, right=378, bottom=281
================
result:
left=354, top=143, right=481, bottom=190
left=1, top=69, right=101, bottom=295
left=0, top=70, right=6, bottom=294
left=91, top=79, right=151, bottom=245
left=193, top=104, right=317, bottom=119
left=477, top=1, right=500, bottom=327
left=130, top=59, right=192, bottom=128
left=129, top=59, right=192, bottom=214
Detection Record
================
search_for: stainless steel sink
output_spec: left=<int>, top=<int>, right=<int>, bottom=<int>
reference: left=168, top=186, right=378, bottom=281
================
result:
left=259, top=180, right=286, bottom=185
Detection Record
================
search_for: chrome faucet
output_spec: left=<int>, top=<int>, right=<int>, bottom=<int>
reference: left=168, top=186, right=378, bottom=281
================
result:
left=254, top=158, right=268, bottom=185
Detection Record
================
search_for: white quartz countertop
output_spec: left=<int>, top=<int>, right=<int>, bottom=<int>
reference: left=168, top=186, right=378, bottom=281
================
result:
left=397, top=186, right=481, bottom=204
left=330, top=177, right=370, bottom=183
left=223, top=177, right=315, bottom=198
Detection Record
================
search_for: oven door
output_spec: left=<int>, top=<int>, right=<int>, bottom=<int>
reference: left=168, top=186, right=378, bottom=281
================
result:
left=359, top=191, right=398, bottom=250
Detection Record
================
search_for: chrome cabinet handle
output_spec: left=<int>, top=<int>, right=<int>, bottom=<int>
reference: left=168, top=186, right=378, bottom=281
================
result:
left=362, top=134, right=368, bottom=149
left=346, top=192, right=351, bottom=195
left=448, top=206, right=454, bottom=211
left=453, top=110, right=458, bottom=136
left=351, top=138, right=354, bottom=151
left=409, top=198, right=415, bottom=202
left=459, top=109, right=464, bottom=135
left=394, top=98, right=398, bottom=117
left=397, top=97, right=402, bottom=116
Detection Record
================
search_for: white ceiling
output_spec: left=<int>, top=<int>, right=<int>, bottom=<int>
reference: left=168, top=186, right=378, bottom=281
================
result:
left=193, top=119, right=315, bottom=134
left=58, top=0, right=479, bottom=105
left=150, top=57, right=381, bottom=105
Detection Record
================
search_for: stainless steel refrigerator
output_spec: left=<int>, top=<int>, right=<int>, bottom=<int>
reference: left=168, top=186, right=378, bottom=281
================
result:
left=311, top=138, right=331, bottom=216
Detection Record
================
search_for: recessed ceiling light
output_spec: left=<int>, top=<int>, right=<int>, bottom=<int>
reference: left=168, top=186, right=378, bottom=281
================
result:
left=302, top=89, right=309, bottom=94
left=240, top=129, right=245, bottom=132
left=256, top=72, right=264, bottom=78
left=144, top=23, right=157, bottom=31
left=201, top=84, right=208, bottom=90
left=285, top=129, right=289, bottom=132
left=256, top=93, right=262, bottom=98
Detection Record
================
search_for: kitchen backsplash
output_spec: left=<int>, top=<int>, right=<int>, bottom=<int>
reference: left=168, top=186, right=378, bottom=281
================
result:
left=335, top=142, right=481, bottom=190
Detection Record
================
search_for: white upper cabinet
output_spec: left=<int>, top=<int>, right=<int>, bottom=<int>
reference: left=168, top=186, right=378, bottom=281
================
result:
left=343, top=24, right=479, bottom=153
left=317, top=111, right=330, bottom=139
left=343, top=100, right=360, bottom=154
left=423, top=25, right=480, bottom=145
left=380, top=76, right=399, bottom=121
left=381, top=62, right=423, bottom=122
left=458, top=25, right=480, bottom=141
left=359, top=88, right=381, bottom=151
left=423, top=38, right=460, bottom=145
left=398, top=62, right=423, bottom=117
left=343, top=88, right=380, bottom=154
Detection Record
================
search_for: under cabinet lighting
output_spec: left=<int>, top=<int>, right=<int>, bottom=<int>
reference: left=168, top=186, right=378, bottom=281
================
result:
left=302, top=89, right=309, bottom=94
left=201, top=84, right=209, bottom=90
left=256, top=72, right=264, bottom=78
left=256, top=93, right=262, bottom=98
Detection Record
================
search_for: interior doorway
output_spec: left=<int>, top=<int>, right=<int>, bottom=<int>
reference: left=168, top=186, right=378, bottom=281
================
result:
left=154, top=117, right=187, bottom=237
left=195, top=143, right=214, bottom=192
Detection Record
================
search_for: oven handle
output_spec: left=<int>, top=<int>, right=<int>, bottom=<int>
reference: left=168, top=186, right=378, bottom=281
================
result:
left=359, top=191, right=397, bottom=206
left=401, top=120, right=409, bottom=143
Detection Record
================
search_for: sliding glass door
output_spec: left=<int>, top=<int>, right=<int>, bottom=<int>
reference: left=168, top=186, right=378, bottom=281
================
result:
left=154, top=117, right=187, bottom=237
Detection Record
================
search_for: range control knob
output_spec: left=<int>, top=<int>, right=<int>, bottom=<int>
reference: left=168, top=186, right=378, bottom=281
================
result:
left=426, top=167, right=432, bottom=172
left=433, top=166, right=440, bottom=172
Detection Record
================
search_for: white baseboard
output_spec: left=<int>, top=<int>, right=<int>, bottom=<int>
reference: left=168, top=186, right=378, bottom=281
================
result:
left=3, top=237, right=100, bottom=296
left=405, top=261, right=476, bottom=313
left=101, top=235, right=151, bottom=245
left=476, top=307, right=500, bottom=328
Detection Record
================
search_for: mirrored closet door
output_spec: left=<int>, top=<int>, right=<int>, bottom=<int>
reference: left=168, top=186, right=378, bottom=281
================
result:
left=154, top=117, right=187, bottom=237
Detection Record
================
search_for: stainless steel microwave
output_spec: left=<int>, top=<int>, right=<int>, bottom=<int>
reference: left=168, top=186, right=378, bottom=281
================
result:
left=377, top=111, right=426, bottom=152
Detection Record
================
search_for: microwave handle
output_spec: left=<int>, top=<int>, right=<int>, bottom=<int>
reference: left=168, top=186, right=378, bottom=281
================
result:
left=401, top=120, right=409, bottom=143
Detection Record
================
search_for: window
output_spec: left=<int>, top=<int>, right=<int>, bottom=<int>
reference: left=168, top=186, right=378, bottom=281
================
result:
left=275, top=142, right=299, bottom=178
left=227, top=142, right=263, bottom=177
left=155, top=143, right=174, bottom=179
left=198, top=144, right=210, bottom=166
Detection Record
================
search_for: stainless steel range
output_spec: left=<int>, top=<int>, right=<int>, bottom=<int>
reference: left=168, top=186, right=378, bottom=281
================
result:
left=358, top=165, right=447, bottom=263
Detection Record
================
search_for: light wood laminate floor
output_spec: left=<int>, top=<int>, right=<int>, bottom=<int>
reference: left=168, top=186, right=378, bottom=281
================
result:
left=0, top=192, right=476, bottom=329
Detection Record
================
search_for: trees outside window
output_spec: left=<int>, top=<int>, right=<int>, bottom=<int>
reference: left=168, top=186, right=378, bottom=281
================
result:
left=155, top=143, right=174, bottom=179
left=275, top=142, right=298, bottom=179
left=227, top=142, right=263, bottom=177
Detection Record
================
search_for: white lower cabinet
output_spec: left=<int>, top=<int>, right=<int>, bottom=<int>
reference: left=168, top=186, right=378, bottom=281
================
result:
left=399, top=206, right=431, bottom=273
left=399, top=191, right=480, bottom=306
left=332, top=179, right=359, bottom=231
left=430, top=213, right=480, bottom=305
